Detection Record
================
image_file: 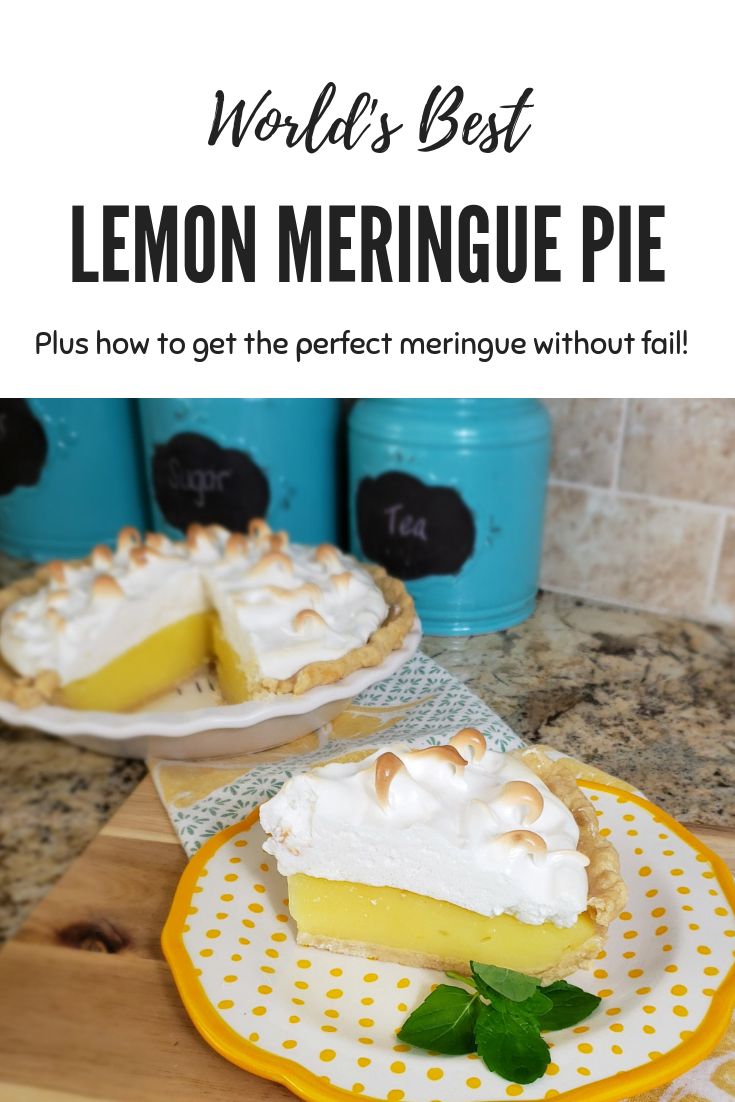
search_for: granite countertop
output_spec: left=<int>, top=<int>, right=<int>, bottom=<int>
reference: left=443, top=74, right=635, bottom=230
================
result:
left=1, top=560, right=734, bottom=944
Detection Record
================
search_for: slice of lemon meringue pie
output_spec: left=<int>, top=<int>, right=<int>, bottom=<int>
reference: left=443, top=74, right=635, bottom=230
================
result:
left=0, top=520, right=414, bottom=711
left=260, top=731, right=626, bottom=982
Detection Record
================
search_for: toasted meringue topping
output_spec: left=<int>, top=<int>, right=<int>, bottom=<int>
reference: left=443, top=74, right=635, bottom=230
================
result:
left=292, top=609, right=327, bottom=636
left=185, top=523, right=212, bottom=549
left=92, top=575, right=124, bottom=601
left=47, top=561, right=67, bottom=585
left=224, top=533, right=249, bottom=560
left=497, top=829, right=548, bottom=856
left=46, top=589, right=70, bottom=607
left=91, top=545, right=114, bottom=569
left=144, top=533, right=171, bottom=554
left=117, top=527, right=142, bottom=552
left=331, top=571, right=353, bottom=593
left=450, top=727, right=487, bottom=762
left=496, top=780, right=544, bottom=824
left=261, top=735, right=588, bottom=927
left=206, top=524, right=230, bottom=541
left=316, top=544, right=341, bottom=570
left=247, top=551, right=294, bottom=578
left=45, top=608, right=66, bottom=632
left=409, top=744, right=467, bottom=770
left=249, top=518, right=272, bottom=539
left=374, top=751, right=407, bottom=811
left=269, top=531, right=290, bottom=552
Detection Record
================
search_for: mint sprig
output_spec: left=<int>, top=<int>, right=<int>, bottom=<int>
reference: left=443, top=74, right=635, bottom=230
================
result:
left=398, top=962, right=602, bottom=1085
left=396, top=984, right=480, bottom=1055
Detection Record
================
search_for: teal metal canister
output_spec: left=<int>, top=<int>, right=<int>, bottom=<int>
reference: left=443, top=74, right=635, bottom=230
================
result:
left=348, top=399, right=551, bottom=634
left=0, top=399, right=148, bottom=561
left=139, top=399, right=341, bottom=544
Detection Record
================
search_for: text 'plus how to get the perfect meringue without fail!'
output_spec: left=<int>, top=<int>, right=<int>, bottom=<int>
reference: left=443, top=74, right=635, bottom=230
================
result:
left=34, top=330, right=689, bottom=365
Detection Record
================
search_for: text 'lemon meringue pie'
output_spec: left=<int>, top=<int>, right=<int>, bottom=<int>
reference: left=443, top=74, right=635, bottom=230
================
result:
left=0, top=520, right=414, bottom=712
left=260, top=732, right=627, bottom=983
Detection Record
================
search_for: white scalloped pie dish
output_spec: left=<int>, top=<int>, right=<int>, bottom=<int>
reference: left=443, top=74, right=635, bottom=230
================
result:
left=0, top=620, right=421, bottom=760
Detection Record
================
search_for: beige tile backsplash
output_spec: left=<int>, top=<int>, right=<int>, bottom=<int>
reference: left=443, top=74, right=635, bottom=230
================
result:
left=542, top=399, right=735, bottom=625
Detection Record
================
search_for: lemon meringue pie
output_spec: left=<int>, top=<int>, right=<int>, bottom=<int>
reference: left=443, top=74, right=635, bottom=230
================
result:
left=0, top=521, right=414, bottom=711
left=260, top=733, right=626, bottom=982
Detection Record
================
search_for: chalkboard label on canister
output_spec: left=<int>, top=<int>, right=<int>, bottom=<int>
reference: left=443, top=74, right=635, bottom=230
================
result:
left=152, top=431, right=270, bottom=531
left=356, top=470, right=475, bottom=580
left=0, top=399, right=48, bottom=496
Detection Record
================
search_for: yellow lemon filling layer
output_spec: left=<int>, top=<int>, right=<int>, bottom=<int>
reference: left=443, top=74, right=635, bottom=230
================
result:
left=211, top=617, right=260, bottom=704
left=58, top=612, right=267, bottom=712
left=59, top=612, right=213, bottom=712
left=287, top=874, right=596, bottom=974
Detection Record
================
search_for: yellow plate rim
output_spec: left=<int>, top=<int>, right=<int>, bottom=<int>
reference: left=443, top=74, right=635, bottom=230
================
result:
left=162, top=781, right=735, bottom=1102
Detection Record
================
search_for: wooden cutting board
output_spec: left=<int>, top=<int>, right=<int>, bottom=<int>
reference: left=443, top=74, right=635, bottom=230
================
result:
left=0, top=775, right=733, bottom=1102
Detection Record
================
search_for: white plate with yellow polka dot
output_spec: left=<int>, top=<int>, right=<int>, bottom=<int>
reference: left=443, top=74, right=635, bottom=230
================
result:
left=162, top=781, right=735, bottom=1102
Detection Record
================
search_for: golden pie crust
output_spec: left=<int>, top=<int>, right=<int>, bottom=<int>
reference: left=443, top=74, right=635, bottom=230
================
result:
left=297, top=747, right=627, bottom=984
left=0, top=536, right=415, bottom=711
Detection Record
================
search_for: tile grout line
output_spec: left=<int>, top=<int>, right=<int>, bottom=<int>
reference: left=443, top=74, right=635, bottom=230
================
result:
left=702, top=510, right=729, bottom=614
left=539, top=582, right=733, bottom=628
left=610, top=397, right=629, bottom=490
left=547, top=478, right=735, bottom=518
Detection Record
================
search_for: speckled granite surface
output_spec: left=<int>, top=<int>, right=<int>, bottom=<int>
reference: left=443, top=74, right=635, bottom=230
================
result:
left=1, top=573, right=733, bottom=944
left=424, top=598, right=735, bottom=823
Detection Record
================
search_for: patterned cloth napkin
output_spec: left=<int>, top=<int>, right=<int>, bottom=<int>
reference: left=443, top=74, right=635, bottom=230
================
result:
left=150, top=650, right=734, bottom=1101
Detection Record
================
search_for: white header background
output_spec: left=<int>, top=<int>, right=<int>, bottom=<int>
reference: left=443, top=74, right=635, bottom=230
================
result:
left=2, top=0, right=733, bottom=396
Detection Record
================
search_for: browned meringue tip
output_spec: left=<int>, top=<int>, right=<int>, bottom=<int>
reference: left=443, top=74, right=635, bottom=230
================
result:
left=374, top=751, right=407, bottom=811
left=331, top=571, right=353, bottom=592
left=129, top=547, right=150, bottom=568
left=224, top=533, right=249, bottom=560
left=497, top=829, right=548, bottom=856
left=207, top=524, right=230, bottom=540
left=248, top=551, right=294, bottom=578
left=46, top=588, right=70, bottom=607
left=145, top=532, right=170, bottom=553
left=91, top=544, right=114, bottom=568
left=44, top=607, right=66, bottom=632
left=185, top=523, right=209, bottom=547
left=263, top=582, right=320, bottom=605
left=47, top=560, right=67, bottom=585
left=92, top=574, right=124, bottom=601
left=496, top=780, right=544, bottom=824
left=409, top=745, right=467, bottom=770
left=449, top=728, right=487, bottom=762
left=316, top=544, right=341, bottom=569
left=299, top=582, right=323, bottom=604
left=293, top=608, right=327, bottom=634
left=117, top=526, right=142, bottom=552
left=269, top=531, right=290, bottom=552
left=248, top=518, right=272, bottom=539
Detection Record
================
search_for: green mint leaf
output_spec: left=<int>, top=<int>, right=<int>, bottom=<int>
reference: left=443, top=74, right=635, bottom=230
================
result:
left=444, top=970, right=478, bottom=990
left=397, top=984, right=480, bottom=1055
left=470, top=962, right=542, bottom=1003
left=516, top=988, right=554, bottom=1018
left=474, top=1003, right=551, bottom=1084
left=535, top=980, right=602, bottom=1031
